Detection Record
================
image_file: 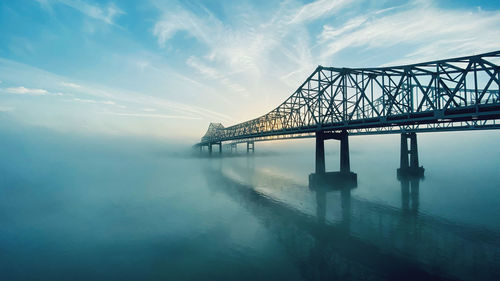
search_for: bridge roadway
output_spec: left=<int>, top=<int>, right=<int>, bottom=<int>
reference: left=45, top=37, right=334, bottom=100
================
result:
left=196, top=51, right=500, bottom=177
left=205, top=162, right=500, bottom=280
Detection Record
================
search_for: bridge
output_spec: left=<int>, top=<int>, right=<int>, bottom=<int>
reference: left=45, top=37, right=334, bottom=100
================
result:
left=196, top=51, right=500, bottom=178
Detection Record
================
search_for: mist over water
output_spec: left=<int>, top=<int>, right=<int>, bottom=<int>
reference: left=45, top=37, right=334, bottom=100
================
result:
left=1, top=122, right=500, bottom=280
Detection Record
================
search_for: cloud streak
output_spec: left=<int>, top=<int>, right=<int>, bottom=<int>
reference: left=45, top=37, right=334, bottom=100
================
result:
left=102, top=111, right=202, bottom=120
left=73, top=98, right=115, bottom=105
left=3, top=86, right=49, bottom=95
left=61, top=81, right=82, bottom=88
left=317, top=1, right=500, bottom=64
left=37, top=0, right=124, bottom=24
left=151, top=0, right=349, bottom=103
left=0, top=57, right=232, bottom=125
left=289, top=0, right=352, bottom=24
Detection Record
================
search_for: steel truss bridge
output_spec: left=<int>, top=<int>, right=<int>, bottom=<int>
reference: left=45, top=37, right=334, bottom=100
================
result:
left=196, top=51, right=500, bottom=175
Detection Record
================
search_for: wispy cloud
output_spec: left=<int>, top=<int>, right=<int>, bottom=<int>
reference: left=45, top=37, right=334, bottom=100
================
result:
left=1, top=85, right=64, bottom=96
left=0, top=57, right=232, bottom=125
left=151, top=0, right=346, bottom=99
left=289, top=0, right=352, bottom=24
left=103, top=111, right=202, bottom=120
left=186, top=56, right=247, bottom=96
left=156, top=98, right=232, bottom=122
left=37, top=0, right=124, bottom=24
left=61, top=81, right=82, bottom=88
left=73, top=97, right=115, bottom=105
left=152, top=0, right=500, bottom=99
left=3, top=86, right=49, bottom=95
left=152, top=5, right=264, bottom=76
left=317, top=1, right=500, bottom=64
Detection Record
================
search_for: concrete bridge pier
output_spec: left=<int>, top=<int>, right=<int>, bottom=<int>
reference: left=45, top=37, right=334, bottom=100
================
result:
left=315, top=130, right=352, bottom=174
left=397, top=133, right=424, bottom=177
left=246, top=141, right=254, bottom=154
left=207, top=142, right=222, bottom=156
left=310, top=130, right=357, bottom=186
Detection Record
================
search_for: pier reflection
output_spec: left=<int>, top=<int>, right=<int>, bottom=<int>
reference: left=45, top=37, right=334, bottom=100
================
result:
left=310, top=173, right=355, bottom=232
left=206, top=162, right=500, bottom=281
left=398, top=174, right=421, bottom=214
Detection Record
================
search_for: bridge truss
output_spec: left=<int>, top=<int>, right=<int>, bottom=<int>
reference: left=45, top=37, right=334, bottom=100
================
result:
left=199, top=51, right=500, bottom=145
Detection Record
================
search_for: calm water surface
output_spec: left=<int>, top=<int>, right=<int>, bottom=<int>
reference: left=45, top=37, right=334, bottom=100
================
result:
left=1, top=127, right=500, bottom=280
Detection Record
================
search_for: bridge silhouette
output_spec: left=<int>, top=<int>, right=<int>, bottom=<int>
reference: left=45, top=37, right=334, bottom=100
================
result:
left=196, top=51, right=500, bottom=178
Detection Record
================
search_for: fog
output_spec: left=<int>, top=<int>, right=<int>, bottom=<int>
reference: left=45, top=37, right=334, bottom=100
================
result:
left=1, top=119, right=500, bottom=280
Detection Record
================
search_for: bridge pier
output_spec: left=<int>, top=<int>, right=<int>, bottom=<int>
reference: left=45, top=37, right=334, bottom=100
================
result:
left=207, top=142, right=222, bottom=156
left=246, top=141, right=254, bottom=154
left=315, top=132, right=325, bottom=174
left=339, top=130, right=350, bottom=173
left=310, top=130, right=357, bottom=186
left=397, top=133, right=424, bottom=177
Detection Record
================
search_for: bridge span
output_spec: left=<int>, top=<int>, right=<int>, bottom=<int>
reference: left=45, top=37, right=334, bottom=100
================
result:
left=195, top=51, right=500, bottom=177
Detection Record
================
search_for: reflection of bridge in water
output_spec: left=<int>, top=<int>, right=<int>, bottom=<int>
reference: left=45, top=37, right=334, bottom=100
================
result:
left=205, top=161, right=500, bottom=280
left=197, top=51, right=500, bottom=179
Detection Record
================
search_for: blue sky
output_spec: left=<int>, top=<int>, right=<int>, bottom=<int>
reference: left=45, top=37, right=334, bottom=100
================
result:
left=0, top=0, right=499, bottom=141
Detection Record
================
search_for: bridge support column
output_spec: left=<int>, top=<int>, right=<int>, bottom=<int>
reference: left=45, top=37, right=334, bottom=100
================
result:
left=398, top=133, right=424, bottom=177
left=246, top=141, right=254, bottom=154
left=339, top=130, right=350, bottom=173
left=409, top=133, right=419, bottom=170
left=218, top=142, right=222, bottom=154
left=208, top=143, right=213, bottom=156
left=315, top=131, right=326, bottom=174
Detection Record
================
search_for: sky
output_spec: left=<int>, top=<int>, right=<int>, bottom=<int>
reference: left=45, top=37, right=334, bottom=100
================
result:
left=0, top=0, right=499, bottom=142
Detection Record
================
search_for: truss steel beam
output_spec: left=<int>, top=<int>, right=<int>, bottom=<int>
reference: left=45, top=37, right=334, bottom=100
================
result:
left=197, top=51, right=500, bottom=146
